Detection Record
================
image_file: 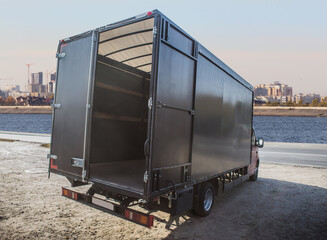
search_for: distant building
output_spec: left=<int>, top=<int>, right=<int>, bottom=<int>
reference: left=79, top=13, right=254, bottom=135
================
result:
left=267, top=96, right=281, bottom=103
left=254, top=84, right=268, bottom=97
left=8, top=91, right=23, bottom=99
left=254, top=96, right=269, bottom=105
left=50, top=73, right=56, bottom=81
left=31, top=72, right=43, bottom=85
left=28, top=72, right=47, bottom=95
left=48, top=73, right=56, bottom=93
left=281, top=96, right=293, bottom=103
left=282, top=85, right=293, bottom=97
left=5, top=85, right=20, bottom=92
left=48, top=81, right=55, bottom=93
left=5, top=85, right=22, bottom=99
left=254, top=81, right=293, bottom=104
left=294, top=93, right=320, bottom=104
left=27, top=84, right=38, bottom=93
left=0, top=89, right=8, bottom=98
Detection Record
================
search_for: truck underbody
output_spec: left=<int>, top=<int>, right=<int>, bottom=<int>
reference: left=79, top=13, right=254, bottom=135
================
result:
left=62, top=164, right=256, bottom=228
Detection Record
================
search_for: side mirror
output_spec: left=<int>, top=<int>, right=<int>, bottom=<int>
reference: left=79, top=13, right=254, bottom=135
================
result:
left=255, top=138, right=264, bottom=148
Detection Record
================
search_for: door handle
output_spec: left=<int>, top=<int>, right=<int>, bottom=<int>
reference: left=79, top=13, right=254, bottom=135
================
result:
left=144, top=139, right=150, bottom=158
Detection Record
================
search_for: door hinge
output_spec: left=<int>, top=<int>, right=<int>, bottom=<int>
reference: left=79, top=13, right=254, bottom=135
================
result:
left=144, top=171, right=148, bottom=183
left=47, top=154, right=57, bottom=159
left=148, top=97, right=153, bottom=109
left=71, top=158, right=84, bottom=168
left=82, top=169, right=87, bottom=181
left=51, top=103, right=61, bottom=109
left=56, top=52, right=66, bottom=59
left=92, top=32, right=97, bottom=42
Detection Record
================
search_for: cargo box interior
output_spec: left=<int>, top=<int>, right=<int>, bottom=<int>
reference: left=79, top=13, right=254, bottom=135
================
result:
left=89, top=18, right=154, bottom=194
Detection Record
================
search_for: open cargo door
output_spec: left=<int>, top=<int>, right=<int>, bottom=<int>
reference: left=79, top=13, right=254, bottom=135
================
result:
left=49, top=32, right=97, bottom=181
left=148, top=18, right=197, bottom=194
left=87, top=16, right=155, bottom=197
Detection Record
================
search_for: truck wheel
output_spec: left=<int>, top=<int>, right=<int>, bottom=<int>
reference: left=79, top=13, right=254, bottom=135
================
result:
left=194, top=183, right=214, bottom=217
left=250, top=161, right=259, bottom=181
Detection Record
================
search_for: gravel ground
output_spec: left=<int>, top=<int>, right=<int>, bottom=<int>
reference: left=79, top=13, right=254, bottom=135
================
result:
left=0, top=141, right=326, bottom=239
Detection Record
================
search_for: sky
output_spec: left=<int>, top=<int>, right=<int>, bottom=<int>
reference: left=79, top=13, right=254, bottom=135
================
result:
left=0, top=0, right=326, bottom=95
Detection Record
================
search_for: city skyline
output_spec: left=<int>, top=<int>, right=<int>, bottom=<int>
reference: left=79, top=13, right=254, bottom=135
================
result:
left=2, top=70, right=325, bottom=96
left=0, top=0, right=326, bottom=95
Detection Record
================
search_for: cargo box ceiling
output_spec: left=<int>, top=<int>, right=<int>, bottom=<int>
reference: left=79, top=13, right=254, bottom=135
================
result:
left=98, top=18, right=154, bottom=73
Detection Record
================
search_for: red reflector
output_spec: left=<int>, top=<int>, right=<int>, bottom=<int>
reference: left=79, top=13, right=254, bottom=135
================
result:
left=124, top=209, right=154, bottom=228
left=50, top=158, right=57, bottom=169
left=62, top=188, right=80, bottom=200
left=62, top=188, right=68, bottom=196
left=148, top=215, right=154, bottom=228
left=125, top=209, right=133, bottom=220
left=146, top=11, right=153, bottom=16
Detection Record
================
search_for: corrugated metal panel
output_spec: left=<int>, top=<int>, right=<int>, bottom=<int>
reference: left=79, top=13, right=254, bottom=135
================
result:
left=191, top=53, right=252, bottom=179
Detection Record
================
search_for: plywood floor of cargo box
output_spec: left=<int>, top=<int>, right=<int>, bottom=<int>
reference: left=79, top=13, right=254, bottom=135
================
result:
left=89, top=159, right=145, bottom=194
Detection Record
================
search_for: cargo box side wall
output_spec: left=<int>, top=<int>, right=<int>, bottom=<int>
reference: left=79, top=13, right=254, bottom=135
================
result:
left=191, top=52, right=252, bottom=179
left=147, top=13, right=253, bottom=198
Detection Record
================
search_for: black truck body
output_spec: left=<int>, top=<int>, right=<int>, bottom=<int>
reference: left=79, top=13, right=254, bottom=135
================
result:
left=49, top=10, right=257, bottom=227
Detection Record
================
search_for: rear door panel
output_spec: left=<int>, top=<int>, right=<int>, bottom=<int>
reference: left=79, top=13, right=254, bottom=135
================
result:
left=50, top=35, right=95, bottom=179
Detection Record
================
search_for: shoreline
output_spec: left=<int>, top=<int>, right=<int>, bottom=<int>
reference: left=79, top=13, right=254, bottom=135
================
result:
left=0, top=106, right=327, bottom=117
left=0, top=106, right=52, bottom=114
left=254, top=106, right=327, bottom=117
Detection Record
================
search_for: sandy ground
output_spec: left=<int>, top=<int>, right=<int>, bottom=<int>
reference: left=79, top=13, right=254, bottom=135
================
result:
left=0, top=141, right=326, bottom=240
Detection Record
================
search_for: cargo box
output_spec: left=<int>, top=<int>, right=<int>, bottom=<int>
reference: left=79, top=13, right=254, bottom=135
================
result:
left=49, top=10, right=253, bottom=202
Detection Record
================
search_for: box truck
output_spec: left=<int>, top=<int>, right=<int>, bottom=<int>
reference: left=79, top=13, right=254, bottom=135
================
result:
left=48, top=10, right=264, bottom=228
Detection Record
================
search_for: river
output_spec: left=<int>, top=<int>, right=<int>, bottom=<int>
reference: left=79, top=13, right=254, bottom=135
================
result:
left=0, top=114, right=326, bottom=144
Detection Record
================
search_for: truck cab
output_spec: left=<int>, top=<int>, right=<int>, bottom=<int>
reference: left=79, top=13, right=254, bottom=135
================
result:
left=249, top=129, right=264, bottom=181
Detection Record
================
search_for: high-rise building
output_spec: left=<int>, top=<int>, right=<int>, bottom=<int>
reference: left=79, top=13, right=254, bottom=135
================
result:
left=48, top=73, right=56, bottom=93
left=28, top=72, right=46, bottom=95
left=50, top=73, right=56, bottom=81
left=31, top=72, right=43, bottom=85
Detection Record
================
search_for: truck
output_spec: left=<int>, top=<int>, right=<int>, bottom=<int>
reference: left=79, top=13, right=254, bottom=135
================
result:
left=48, top=9, right=264, bottom=228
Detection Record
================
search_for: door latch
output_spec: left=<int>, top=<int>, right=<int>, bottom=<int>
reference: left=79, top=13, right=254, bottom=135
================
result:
left=144, top=171, right=149, bottom=183
left=71, top=158, right=84, bottom=168
left=148, top=97, right=153, bottom=109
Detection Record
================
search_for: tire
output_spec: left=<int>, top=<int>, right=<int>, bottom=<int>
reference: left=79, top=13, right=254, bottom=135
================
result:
left=250, top=160, right=259, bottom=181
left=194, top=182, right=215, bottom=217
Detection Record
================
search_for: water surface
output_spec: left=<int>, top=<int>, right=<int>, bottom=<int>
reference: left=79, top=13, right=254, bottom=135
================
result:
left=0, top=114, right=326, bottom=144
